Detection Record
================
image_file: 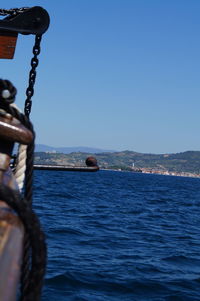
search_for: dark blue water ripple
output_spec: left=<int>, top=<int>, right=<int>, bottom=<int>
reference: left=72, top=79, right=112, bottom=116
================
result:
left=33, top=170, right=200, bottom=300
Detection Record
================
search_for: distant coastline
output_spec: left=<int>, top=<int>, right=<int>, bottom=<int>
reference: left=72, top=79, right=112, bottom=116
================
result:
left=34, top=149, right=200, bottom=176
left=101, top=167, right=200, bottom=178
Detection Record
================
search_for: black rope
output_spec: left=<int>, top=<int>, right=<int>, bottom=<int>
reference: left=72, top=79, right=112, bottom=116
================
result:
left=0, top=79, right=17, bottom=103
left=0, top=185, right=46, bottom=301
left=0, top=79, right=46, bottom=300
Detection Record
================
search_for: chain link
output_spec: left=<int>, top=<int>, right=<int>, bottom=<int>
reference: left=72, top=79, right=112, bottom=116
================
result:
left=24, top=35, right=42, bottom=118
left=0, top=7, right=42, bottom=118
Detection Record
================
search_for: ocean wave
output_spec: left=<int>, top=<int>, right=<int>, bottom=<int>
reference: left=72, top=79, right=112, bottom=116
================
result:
left=45, top=273, right=200, bottom=300
left=35, top=170, right=200, bottom=300
left=162, top=255, right=200, bottom=265
left=49, top=227, right=86, bottom=236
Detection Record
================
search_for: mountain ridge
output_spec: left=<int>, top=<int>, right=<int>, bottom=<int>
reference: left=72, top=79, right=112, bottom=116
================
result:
left=35, top=144, right=115, bottom=154
left=34, top=149, right=200, bottom=174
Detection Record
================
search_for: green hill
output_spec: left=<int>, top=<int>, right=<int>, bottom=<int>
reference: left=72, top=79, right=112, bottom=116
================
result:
left=34, top=150, right=200, bottom=174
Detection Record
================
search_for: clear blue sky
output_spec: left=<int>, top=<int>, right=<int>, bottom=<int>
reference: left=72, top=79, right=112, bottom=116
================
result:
left=0, top=0, right=200, bottom=153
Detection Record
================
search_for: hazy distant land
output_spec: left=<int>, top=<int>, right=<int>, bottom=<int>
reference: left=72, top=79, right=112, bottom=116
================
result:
left=35, top=144, right=115, bottom=154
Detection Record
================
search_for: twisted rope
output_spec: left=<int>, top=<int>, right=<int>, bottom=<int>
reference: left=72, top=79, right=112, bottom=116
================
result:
left=0, top=102, right=35, bottom=202
left=14, top=144, right=27, bottom=190
left=10, top=105, right=27, bottom=191
left=0, top=185, right=46, bottom=301
left=0, top=79, right=17, bottom=102
left=0, top=79, right=46, bottom=300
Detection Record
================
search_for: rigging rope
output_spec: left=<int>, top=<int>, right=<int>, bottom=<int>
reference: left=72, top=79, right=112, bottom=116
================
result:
left=10, top=104, right=27, bottom=191
left=0, top=185, right=46, bottom=301
left=0, top=6, right=49, bottom=299
left=0, top=79, right=47, bottom=300
left=14, top=144, right=27, bottom=190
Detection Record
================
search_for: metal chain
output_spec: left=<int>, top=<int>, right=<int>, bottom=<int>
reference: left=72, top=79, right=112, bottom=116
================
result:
left=24, top=34, right=42, bottom=118
left=0, top=7, right=42, bottom=118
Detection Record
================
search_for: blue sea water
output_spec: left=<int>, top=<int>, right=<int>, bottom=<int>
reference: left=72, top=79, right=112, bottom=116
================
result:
left=33, top=170, right=200, bottom=301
